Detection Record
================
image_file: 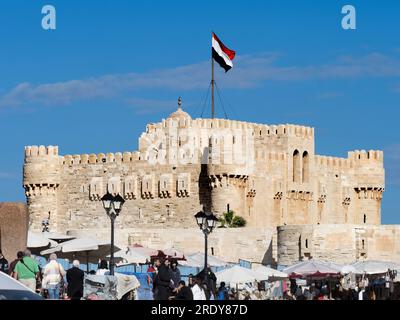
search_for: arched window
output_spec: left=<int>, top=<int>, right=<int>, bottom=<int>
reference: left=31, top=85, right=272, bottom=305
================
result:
left=293, top=150, right=300, bottom=182
left=305, top=239, right=308, bottom=249
left=362, top=239, right=365, bottom=249
left=302, top=151, right=309, bottom=183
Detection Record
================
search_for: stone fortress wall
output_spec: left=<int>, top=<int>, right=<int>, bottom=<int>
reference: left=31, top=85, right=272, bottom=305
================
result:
left=278, top=224, right=400, bottom=265
left=22, top=105, right=398, bottom=265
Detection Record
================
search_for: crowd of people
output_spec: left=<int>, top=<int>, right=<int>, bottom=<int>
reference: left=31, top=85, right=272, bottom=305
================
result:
left=1, top=249, right=85, bottom=300
left=3, top=249, right=400, bottom=300
left=150, top=257, right=230, bottom=300
left=281, top=277, right=400, bottom=300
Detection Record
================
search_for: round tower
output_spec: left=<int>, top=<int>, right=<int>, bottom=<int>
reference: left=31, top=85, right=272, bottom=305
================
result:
left=208, top=171, right=247, bottom=219
left=23, top=145, right=61, bottom=232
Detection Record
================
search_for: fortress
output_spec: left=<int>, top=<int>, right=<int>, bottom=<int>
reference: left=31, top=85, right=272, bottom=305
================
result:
left=23, top=101, right=400, bottom=265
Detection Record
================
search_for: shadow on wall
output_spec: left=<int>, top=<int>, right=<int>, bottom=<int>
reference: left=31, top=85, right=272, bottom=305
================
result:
left=198, top=163, right=212, bottom=212
left=261, top=240, right=276, bottom=267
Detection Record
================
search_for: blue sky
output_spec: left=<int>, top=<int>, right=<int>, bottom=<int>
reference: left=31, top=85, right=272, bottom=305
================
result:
left=0, top=0, right=399, bottom=223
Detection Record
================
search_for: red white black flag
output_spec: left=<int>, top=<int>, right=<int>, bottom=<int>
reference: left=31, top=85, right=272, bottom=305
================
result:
left=212, top=32, right=236, bottom=72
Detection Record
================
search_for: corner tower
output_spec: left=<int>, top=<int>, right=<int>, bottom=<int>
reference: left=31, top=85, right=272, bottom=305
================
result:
left=23, top=145, right=60, bottom=232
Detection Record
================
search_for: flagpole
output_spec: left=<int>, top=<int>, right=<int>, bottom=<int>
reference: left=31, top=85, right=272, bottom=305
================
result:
left=211, top=34, right=215, bottom=119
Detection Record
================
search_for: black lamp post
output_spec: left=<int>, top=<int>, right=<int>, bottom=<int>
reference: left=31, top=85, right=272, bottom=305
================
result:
left=101, top=192, right=125, bottom=276
left=194, top=208, right=218, bottom=283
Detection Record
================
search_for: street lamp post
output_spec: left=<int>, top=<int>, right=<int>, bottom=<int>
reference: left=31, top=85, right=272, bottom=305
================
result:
left=194, top=208, right=218, bottom=286
left=101, top=192, right=125, bottom=276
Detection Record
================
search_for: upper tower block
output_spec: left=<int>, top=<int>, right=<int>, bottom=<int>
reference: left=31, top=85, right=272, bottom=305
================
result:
left=23, top=145, right=61, bottom=189
left=348, top=150, right=384, bottom=166
left=348, top=149, right=384, bottom=189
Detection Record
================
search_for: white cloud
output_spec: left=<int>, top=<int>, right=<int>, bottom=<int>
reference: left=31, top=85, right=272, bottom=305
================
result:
left=1, top=52, right=400, bottom=109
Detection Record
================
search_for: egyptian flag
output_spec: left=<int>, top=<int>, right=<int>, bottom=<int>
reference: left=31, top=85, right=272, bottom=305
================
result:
left=212, top=32, right=236, bottom=72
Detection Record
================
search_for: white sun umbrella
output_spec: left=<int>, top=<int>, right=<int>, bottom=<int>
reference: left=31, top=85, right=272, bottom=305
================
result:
left=321, top=261, right=356, bottom=274
left=283, top=260, right=340, bottom=278
left=42, top=232, right=76, bottom=243
left=27, top=231, right=58, bottom=256
left=341, top=264, right=357, bottom=274
left=162, top=248, right=186, bottom=260
left=111, top=248, right=149, bottom=265
left=351, top=260, right=400, bottom=275
left=40, top=237, right=120, bottom=272
left=215, top=265, right=267, bottom=286
left=323, top=262, right=345, bottom=272
left=254, top=265, right=288, bottom=281
left=187, top=252, right=229, bottom=268
left=128, top=244, right=159, bottom=258
left=179, top=255, right=204, bottom=268
left=27, top=231, right=57, bottom=248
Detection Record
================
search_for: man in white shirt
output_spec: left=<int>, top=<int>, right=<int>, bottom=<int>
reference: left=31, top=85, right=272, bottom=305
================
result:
left=43, top=253, right=66, bottom=299
left=191, top=277, right=206, bottom=300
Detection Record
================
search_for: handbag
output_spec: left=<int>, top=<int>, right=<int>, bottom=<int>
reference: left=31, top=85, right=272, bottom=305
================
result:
left=41, top=275, right=49, bottom=290
left=57, top=263, right=66, bottom=298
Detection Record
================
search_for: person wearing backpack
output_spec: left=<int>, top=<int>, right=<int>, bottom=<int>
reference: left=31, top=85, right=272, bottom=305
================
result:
left=217, top=282, right=229, bottom=300
left=42, top=253, right=66, bottom=299
left=13, top=249, right=40, bottom=292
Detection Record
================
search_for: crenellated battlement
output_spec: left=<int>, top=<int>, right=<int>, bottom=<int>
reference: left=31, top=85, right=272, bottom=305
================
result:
left=314, top=155, right=351, bottom=169
left=148, top=116, right=314, bottom=139
left=348, top=150, right=384, bottom=164
left=314, top=149, right=384, bottom=170
left=61, top=151, right=141, bottom=165
left=24, top=145, right=59, bottom=159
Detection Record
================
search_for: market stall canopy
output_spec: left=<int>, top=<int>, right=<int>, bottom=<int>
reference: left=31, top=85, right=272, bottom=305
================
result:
left=40, top=237, right=120, bottom=271
left=27, top=231, right=57, bottom=248
left=351, top=260, right=400, bottom=275
left=215, top=265, right=267, bottom=286
left=162, top=248, right=186, bottom=260
left=254, top=265, right=288, bottom=280
left=283, top=260, right=341, bottom=279
left=127, top=244, right=159, bottom=259
left=179, top=255, right=204, bottom=268
left=111, top=248, right=149, bottom=265
left=181, top=252, right=229, bottom=268
left=341, top=264, right=357, bottom=274
left=42, top=232, right=76, bottom=242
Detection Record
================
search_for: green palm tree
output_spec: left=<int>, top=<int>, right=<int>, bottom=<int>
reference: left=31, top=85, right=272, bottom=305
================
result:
left=219, top=210, right=246, bottom=228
